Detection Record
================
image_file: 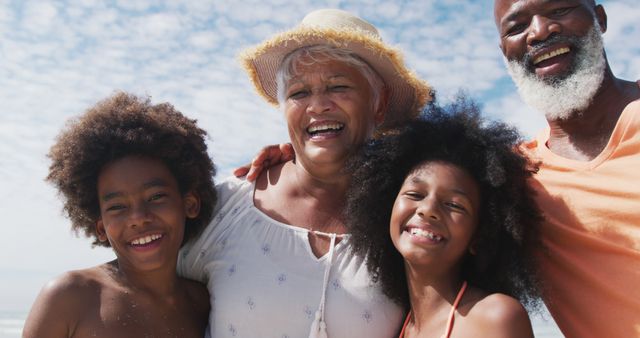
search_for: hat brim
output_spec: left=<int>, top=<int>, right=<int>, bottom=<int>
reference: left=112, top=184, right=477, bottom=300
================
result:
left=239, top=27, right=432, bottom=129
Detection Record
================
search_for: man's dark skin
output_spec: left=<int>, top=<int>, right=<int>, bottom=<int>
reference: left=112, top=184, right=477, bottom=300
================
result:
left=494, top=0, right=640, bottom=161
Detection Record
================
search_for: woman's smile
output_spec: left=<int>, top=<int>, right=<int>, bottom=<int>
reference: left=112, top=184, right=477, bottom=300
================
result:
left=284, top=58, right=376, bottom=169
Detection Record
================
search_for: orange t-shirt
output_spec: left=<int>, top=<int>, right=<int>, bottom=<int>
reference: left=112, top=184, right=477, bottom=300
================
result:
left=523, top=97, right=640, bottom=338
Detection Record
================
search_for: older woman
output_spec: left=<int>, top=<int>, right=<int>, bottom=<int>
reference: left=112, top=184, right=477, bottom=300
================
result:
left=179, top=9, right=431, bottom=338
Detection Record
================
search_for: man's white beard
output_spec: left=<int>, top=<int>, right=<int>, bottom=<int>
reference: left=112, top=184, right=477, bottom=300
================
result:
left=505, top=22, right=606, bottom=121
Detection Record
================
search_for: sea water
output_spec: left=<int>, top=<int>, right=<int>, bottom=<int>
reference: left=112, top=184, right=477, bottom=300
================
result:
left=0, top=312, right=26, bottom=338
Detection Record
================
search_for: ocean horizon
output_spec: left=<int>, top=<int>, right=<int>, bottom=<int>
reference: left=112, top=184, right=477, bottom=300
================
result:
left=1, top=308, right=563, bottom=337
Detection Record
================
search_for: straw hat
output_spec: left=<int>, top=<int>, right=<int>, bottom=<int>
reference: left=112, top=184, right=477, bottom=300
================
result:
left=239, top=8, right=432, bottom=129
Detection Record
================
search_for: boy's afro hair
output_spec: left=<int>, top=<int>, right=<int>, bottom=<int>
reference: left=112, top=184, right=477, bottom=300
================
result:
left=47, top=91, right=217, bottom=247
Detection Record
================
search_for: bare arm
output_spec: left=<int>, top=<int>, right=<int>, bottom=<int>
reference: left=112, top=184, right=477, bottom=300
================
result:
left=233, top=143, right=295, bottom=181
left=22, top=273, right=87, bottom=338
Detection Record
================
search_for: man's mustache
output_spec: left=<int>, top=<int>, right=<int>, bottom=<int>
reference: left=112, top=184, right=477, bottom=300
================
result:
left=521, top=34, right=582, bottom=71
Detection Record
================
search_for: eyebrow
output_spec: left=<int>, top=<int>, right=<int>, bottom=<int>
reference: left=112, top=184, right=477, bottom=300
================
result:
left=142, top=178, right=169, bottom=190
left=408, top=176, right=473, bottom=198
left=101, top=191, right=123, bottom=202
left=289, top=72, right=348, bottom=83
left=328, top=73, right=347, bottom=79
left=501, top=1, right=527, bottom=25
left=100, top=178, right=169, bottom=202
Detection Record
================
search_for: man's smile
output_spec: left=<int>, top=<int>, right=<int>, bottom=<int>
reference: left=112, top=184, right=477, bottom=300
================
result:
left=533, top=46, right=571, bottom=65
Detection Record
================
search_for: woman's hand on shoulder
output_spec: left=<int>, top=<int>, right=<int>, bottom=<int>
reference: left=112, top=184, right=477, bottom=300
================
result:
left=233, top=143, right=295, bottom=181
left=469, top=293, right=534, bottom=338
left=22, top=270, right=96, bottom=338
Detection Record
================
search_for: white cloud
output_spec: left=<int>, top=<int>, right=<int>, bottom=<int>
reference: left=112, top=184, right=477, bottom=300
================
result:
left=21, top=1, right=59, bottom=34
left=188, top=30, right=222, bottom=50
left=114, top=0, right=155, bottom=12
left=600, top=1, right=640, bottom=80
left=485, top=92, right=548, bottom=138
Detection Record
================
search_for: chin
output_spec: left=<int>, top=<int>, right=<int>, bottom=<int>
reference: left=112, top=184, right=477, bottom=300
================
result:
left=505, top=20, right=606, bottom=120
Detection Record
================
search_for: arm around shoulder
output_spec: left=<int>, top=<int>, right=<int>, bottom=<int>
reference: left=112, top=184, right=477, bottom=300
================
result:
left=22, top=271, right=95, bottom=338
left=471, top=293, right=534, bottom=338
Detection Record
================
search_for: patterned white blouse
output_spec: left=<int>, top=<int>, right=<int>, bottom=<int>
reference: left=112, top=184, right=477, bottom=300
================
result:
left=178, top=176, right=404, bottom=338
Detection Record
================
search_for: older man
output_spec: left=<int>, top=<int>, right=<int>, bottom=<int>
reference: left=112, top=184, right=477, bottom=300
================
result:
left=494, top=0, right=640, bottom=337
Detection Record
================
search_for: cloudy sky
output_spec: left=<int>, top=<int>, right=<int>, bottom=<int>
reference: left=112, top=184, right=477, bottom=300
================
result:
left=0, top=0, right=638, bottom=327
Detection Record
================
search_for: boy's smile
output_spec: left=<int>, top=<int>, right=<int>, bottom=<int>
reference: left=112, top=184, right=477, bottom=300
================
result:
left=96, top=155, right=200, bottom=273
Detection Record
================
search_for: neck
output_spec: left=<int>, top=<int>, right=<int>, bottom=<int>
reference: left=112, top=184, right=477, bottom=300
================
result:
left=547, top=67, right=640, bottom=160
left=288, top=160, right=349, bottom=205
left=107, top=259, right=181, bottom=297
left=404, top=261, right=464, bottom=332
left=258, top=161, right=348, bottom=233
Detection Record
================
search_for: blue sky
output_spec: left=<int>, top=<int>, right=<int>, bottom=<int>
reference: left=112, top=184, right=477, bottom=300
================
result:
left=0, top=0, right=638, bottom=329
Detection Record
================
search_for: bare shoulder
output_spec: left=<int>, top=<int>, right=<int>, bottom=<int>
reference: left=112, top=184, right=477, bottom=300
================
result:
left=464, top=291, right=533, bottom=338
left=181, top=277, right=210, bottom=314
left=36, top=267, right=105, bottom=308
left=22, top=266, right=107, bottom=338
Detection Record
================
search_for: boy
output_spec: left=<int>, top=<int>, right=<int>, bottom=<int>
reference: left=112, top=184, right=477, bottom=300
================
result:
left=23, top=92, right=216, bottom=338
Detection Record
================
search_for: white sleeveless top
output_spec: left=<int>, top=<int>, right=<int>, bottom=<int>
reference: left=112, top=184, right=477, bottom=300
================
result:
left=178, top=176, right=404, bottom=338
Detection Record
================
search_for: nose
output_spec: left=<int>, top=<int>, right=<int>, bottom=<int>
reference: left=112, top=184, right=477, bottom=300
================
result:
left=416, top=196, right=440, bottom=221
left=128, top=203, right=152, bottom=228
left=306, top=91, right=333, bottom=115
left=526, top=15, right=561, bottom=46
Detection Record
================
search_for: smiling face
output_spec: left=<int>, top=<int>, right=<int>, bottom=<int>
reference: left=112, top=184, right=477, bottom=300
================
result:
left=282, top=57, right=381, bottom=174
left=390, top=161, right=480, bottom=273
left=96, top=156, right=200, bottom=273
left=495, top=0, right=604, bottom=79
left=495, top=0, right=608, bottom=119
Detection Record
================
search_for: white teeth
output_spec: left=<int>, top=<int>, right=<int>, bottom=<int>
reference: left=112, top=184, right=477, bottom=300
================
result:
left=408, top=228, right=443, bottom=242
left=307, top=123, right=344, bottom=134
left=533, top=47, right=570, bottom=65
left=131, top=234, right=162, bottom=245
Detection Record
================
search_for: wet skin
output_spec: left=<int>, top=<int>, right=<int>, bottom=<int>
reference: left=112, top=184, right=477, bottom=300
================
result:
left=22, top=156, right=209, bottom=338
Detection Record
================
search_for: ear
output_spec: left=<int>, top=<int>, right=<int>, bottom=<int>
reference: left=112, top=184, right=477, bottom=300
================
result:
left=96, top=220, right=108, bottom=242
left=594, top=4, right=607, bottom=33
left=183, top=191, right=201, bottom=219
left=468, top=240, right=478, bottom=255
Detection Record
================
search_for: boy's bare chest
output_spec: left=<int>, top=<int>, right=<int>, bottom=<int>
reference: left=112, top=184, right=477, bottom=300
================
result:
left=71, top=290, right=205, bottom=338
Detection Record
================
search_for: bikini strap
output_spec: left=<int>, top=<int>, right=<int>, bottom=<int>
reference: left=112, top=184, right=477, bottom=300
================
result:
left=398, top=280, right=468, bottom=338
left=443, top=280, right=468, bottom=338
left=398, top=310, right=411, bottom=338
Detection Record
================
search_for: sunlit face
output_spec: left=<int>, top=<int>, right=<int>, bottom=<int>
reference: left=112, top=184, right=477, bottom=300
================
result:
left=495, top=0, right=607, bottom=119
left=96, top=156, right=200, bottom=272
left=282, top=58, right=381, bottom=173
left=495, top=0, right=603, bottom=80
left=390, top=161, right=480, bottom=272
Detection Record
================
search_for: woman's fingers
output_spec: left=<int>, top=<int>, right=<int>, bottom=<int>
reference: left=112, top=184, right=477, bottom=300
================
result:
left=233, top=143, right=295, bottom=182
left=232, top=165, right=250, bottom=178
left=279, top=143, right=295, bottom=162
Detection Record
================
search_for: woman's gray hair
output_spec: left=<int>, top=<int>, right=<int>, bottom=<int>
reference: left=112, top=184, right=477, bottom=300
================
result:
left=276, top=45, right=385, bottom=112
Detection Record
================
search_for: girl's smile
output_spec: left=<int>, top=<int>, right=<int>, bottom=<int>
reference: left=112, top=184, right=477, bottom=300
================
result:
left=390, top=161, right=480, bottom=269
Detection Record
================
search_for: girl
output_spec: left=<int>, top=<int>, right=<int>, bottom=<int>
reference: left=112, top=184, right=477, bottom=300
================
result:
left=346, top=99, right=542, bottom=338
